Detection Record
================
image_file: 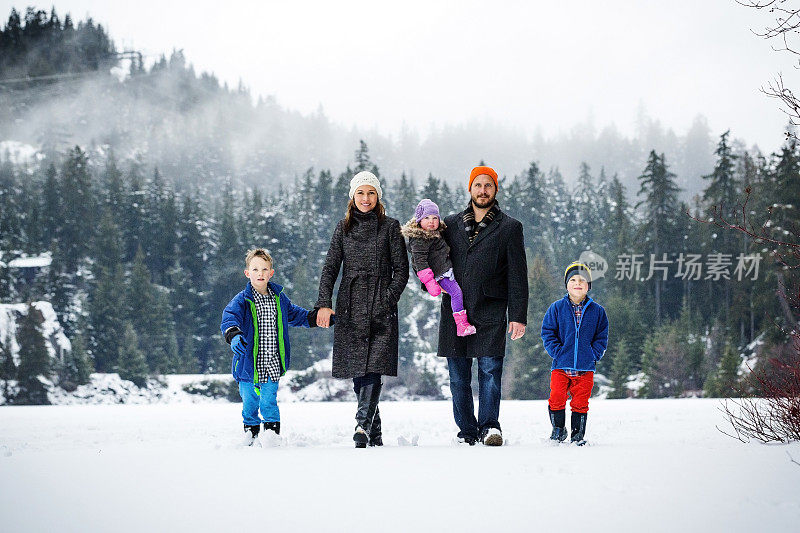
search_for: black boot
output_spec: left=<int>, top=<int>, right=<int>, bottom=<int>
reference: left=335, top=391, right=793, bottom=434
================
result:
left=243, top=424, right=260, bottom=446
left=263, top=421, right=281, bottom=435
left=549, top=408, right=567, bottom=442
left=369, top=406, right=383, bottom=447
left=354, top=382, right=381, bottom=448
left=570, top=411, right=587, bottom=445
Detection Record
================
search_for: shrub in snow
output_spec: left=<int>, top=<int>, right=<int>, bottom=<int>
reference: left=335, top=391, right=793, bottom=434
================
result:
left=182, top=379, right=239, bottom=401
left=719, top=356, right=800, bottom=443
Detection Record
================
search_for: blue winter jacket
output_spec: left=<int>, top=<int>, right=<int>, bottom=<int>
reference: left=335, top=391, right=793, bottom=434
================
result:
left=220, top=281, right=310, bottom=384
left=540, top=294, right=609, bottom=372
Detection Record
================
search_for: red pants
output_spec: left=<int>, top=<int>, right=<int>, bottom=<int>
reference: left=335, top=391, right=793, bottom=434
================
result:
left=548, top=370, right=594, bottom=413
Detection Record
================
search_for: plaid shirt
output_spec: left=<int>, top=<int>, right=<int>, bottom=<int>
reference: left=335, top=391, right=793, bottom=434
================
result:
left=566, top=297, right=589, bottom=377
left=252, top=286, right=282, bottom=383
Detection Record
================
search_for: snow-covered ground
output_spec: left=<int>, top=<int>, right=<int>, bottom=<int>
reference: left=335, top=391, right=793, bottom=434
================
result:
left=1, top=399, right=798, bottom=532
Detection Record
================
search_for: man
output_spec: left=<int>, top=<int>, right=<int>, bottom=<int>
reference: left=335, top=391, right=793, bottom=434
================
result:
left=438, top=166, right=528, bottom=446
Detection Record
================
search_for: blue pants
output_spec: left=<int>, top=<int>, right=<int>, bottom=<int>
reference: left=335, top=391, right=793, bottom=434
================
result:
left=239, top=380, right=280, bottom=426
left=447, top=356, right=503, bottom=438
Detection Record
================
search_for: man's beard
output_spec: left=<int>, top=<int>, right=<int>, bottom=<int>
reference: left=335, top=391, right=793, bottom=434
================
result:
left=471, top=194, right=495, bottom=209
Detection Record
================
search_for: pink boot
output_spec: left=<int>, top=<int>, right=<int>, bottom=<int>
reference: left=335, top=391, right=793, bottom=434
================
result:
left=453, top=310, right=477, bottom=336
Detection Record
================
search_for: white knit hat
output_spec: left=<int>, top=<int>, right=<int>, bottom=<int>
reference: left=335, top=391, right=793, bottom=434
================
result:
left=349, top=171, right=383, bottom=201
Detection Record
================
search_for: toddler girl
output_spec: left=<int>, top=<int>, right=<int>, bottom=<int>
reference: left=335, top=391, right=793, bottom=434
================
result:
left=401, top=199, right=476, bottom=336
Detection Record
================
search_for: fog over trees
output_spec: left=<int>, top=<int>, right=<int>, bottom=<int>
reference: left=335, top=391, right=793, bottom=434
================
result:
left=0, top=7, right=747, bottom=201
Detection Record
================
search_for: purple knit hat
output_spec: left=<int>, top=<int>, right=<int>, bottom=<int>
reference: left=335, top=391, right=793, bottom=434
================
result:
left=414, top=198, right=440, bottom=223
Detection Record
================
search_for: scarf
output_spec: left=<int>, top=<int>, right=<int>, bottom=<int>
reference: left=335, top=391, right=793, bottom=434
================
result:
left=463, top=201, right=499, bottom=244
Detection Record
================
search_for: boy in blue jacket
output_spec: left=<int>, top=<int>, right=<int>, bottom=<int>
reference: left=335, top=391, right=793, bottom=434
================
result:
left=221, top=248, right=330, bottom=446
left=541, top=262, right=609, bottom=445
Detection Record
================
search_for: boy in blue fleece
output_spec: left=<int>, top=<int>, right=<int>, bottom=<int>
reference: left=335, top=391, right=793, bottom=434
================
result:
left=541, top=262, right=608, bottom=445
left=221, top=248, right=330, bottom=446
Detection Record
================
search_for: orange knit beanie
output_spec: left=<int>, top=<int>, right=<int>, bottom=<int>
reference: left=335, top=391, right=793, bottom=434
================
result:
left=468, top=166, right=498, bottom=190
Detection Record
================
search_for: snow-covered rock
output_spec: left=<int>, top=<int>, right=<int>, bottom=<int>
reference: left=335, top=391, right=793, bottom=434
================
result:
left=0, top=301, right=70, bottom=367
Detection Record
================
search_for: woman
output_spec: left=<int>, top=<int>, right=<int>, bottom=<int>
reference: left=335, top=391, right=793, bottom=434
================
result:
left=316, top=171, right=409, bottom=447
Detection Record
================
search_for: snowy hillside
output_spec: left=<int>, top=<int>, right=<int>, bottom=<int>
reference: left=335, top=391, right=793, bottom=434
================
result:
left=1, top=399, right=797, bottom=532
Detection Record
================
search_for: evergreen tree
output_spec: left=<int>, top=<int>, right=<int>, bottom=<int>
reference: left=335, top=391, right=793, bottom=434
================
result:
left=640, top=317, right=698, bottom=398
left=593, top=167, right=613, bottom=252
left=393, top=172, right=418, bottom=222
left=59, top=146, right=95, bottom=271
left=608, top=339, right=634, bottom=399
left=176, top=191, right=207, bottom=284
left=607, top=175, right=633, bottom=258
left=87, top=211, right=125, bottom=371
left=66, top=332, right=92, bottom=385
left=636, top=151, right=682, bottom=324
left=702, top=131, right=740, bottom=327
left=213, top=179, right=242, bottom=268
left=143, top=168, right=178, bottom=283
left=19, top=173, right=44, bottom=253
left=121, top=162, right=146, bottom=263
left=101, top=151, right=125, bottom=214
left=544, top=167, right=572, bottom=268
left=117, top=322, right=148, bottom=387
left=768, top=138, right=800, bottom=245
left=705, top=343, right=741, bottom=398
left=0, top=157, right=21, bottom=252
left=125, top=247, right=176, bottom=372
left=333, top=167, right=353, bottom=213
left=420, top=173, right=441, bottom=204
left=514, top=161, right=550, bottom=256
left=508, top=256, right=559, bottom=399
left=42, top=163, right=61, bottom=248
left=573, top=162, right=599, bottom=250
left=438, top=180, right=457, bottom=218
left=313, top=169, right=335, bottom=245
left=703, top=130, right=739, bottom=218
left=88, top=261, right=125, bottom=372
left=354, top=140, right=379, bottom=175
left=0, top=331, right=16, bottom=401
left=15, top=304, right=51, bottom=404
left=146, top=289, right=179, bottom=373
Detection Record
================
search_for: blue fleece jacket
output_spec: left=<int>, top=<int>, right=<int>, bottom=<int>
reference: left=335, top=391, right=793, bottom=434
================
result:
left=540, top=294, right=609, bottom=372
left=220, top=281, right=310, bottom=383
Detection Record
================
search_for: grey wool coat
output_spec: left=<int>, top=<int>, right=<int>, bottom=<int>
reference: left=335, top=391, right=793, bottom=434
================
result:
left=316, top=210, right=409, bottom=378
left=400, top=218, right=452, bottom=277
left=437, top=205, right=528, bottom=359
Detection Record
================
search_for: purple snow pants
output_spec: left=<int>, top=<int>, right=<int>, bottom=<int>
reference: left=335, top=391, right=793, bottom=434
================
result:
left=439, top=276, right=464, bottom=313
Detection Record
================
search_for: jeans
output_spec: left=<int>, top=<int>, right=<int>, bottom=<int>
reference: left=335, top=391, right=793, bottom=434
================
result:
left=239, top=379, right=280, bottom=425
left=447, top=356, right=503, bottom=438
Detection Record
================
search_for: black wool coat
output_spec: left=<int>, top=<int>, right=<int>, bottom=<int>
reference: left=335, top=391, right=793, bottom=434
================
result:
left=316, top=210, right=409, bottom=378
left=400, top=218, right=452, bottom=277
left=437, top=206, right=528, bottom=359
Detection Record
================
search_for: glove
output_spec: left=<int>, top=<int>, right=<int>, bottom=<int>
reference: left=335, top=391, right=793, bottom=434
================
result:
left=417, top=268, right=441, bottom=297
left=231, top=334, right=247, bottom=357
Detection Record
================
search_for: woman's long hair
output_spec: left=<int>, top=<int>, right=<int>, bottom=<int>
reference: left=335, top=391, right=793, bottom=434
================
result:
left=343, top=198, right=386, bottom=234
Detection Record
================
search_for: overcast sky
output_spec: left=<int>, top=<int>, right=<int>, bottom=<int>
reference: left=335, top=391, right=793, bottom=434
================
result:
left=2, top=0, right=797, bottom=152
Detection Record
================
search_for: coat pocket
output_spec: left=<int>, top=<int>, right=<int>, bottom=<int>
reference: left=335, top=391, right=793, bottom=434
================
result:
left=231, top=352, right=243, bottom=379
left=482, top=278, right=508, bottom=300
